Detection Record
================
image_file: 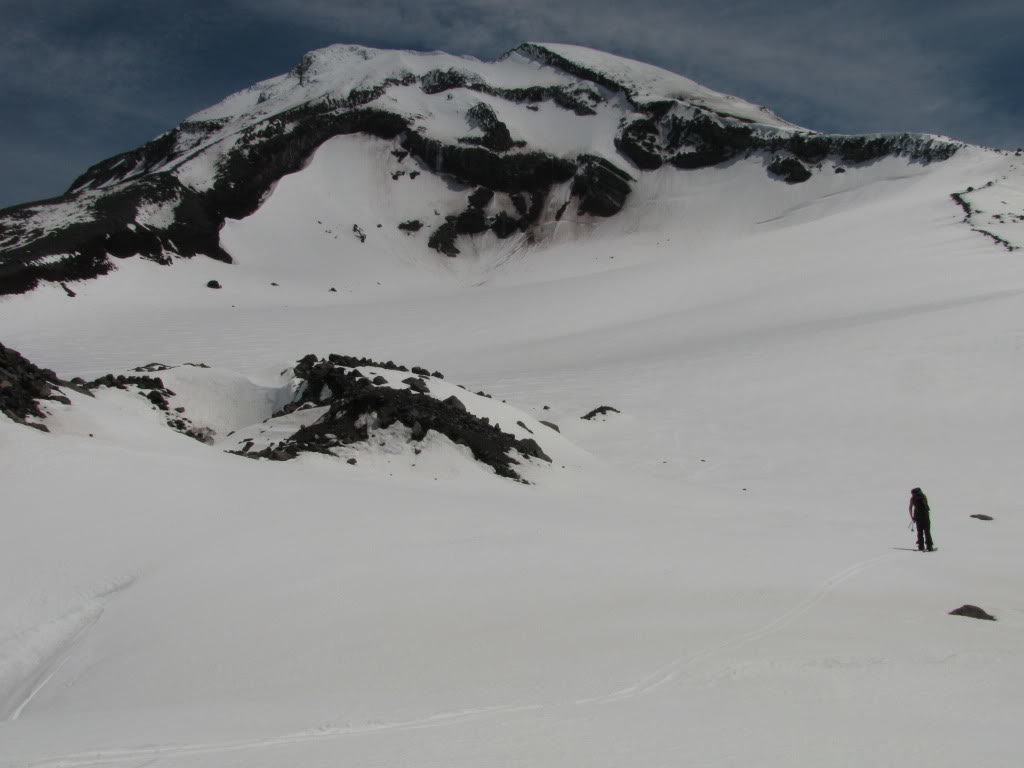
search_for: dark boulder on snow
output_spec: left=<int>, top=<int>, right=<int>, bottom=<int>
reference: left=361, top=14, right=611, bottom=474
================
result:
left=949, top=604, right=996, bottom=621
left=581, top=405, right=621, bottom=420
left=970, top=514, right=994, bottom=521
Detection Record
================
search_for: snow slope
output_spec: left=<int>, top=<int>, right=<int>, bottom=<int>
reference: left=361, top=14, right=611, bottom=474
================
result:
left=2, top=49, right=1024, bottom=768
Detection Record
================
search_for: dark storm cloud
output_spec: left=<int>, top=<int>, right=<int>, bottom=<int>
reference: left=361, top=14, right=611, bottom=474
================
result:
left=1, top=0, right=1021, bottom=207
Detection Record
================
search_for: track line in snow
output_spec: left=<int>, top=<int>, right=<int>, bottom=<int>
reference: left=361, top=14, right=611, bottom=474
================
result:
left=14, top=702, right=548, bottom=768
left=6, top=611, right=102, bottom=722
left=577, top=553, right=889, bottom=705
left=12, top=557, right=885, bottom=767
left=1, top=577, right=136, bottom=723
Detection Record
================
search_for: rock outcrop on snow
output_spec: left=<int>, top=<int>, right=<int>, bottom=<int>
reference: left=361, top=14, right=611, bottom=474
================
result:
left=0, top=341, right=70, bottom=429
left=232, top=354, right=552, bottom=482
left=0, top=42, right=962, bottom=295
left=1, top=344, right=562, bottom=482
left=582, top=405, right=621, bottom=420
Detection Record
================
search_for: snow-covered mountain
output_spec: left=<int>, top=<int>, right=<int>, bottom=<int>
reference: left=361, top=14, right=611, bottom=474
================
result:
left=0, top=42, right=966, bottom=295
left=2, top=43, right=1024, bottom=768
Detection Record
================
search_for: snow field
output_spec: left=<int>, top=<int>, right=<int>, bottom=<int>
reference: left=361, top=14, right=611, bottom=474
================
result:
left=2, top=132, right=1024, bottom=766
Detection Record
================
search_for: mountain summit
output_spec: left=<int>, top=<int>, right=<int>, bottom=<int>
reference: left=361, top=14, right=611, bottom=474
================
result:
left=0, top=42, right=960, bottom=295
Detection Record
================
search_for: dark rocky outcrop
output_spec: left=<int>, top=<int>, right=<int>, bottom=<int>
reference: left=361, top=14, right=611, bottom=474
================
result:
left=428, top=219, right=461, bottom=257
left=571, top=156, right=633, bottom=217
left=0, top=173, right=229, bottom=295
left=461, top=103, right=515, bottom=152
left=248, top=354, right=551, bottom=481
left=616, top=118, right=665, bottom=170
left=970, top=514, right=994, bottom=521
left=0, top=342, right=71, bottom=428
left=767, top=157, right=812, bottom=184
left=0, top=106, right=407, bottom=295
left=420, top=68, right=477, bottom=95
left=468, top=187, right=495, bottom=209
left=401, top=132, right=575, bottom=192
left=949, top=604, right=996, bottom=621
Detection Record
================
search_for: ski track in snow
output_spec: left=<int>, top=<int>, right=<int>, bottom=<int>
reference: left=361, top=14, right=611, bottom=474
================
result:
left=1, top=578, right=137, bottom=724
left=13, top=556, right=882, bottom=768
left=5, top=614, right=101, bottom=723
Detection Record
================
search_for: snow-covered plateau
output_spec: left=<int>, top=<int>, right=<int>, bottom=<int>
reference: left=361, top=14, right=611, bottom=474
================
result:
left=1, top=42, right=1023, bottom=767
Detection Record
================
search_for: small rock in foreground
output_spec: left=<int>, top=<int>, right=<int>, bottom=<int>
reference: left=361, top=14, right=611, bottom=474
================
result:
left=949, top=604, right=996, bottom=621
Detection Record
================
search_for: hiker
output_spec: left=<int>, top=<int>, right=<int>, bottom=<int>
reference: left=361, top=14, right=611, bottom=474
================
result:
left=909, top=487, right=934, bottom=551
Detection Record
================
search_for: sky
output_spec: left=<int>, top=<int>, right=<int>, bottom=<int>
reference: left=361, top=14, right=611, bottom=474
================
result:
left=1, top=0, right=1022, bottom=209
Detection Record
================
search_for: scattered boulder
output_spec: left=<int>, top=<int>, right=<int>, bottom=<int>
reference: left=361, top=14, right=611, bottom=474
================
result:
left=949, top=605, right=996, bottom=621
left=206, top=280, right=222, bottom=289
left=397, top=219, right=422, bottom=232
left=970, top=514, right=994, bottom=521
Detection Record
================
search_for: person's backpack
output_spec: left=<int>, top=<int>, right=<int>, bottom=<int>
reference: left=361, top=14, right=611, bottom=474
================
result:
left=914, top=491, right=930, bottom=514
